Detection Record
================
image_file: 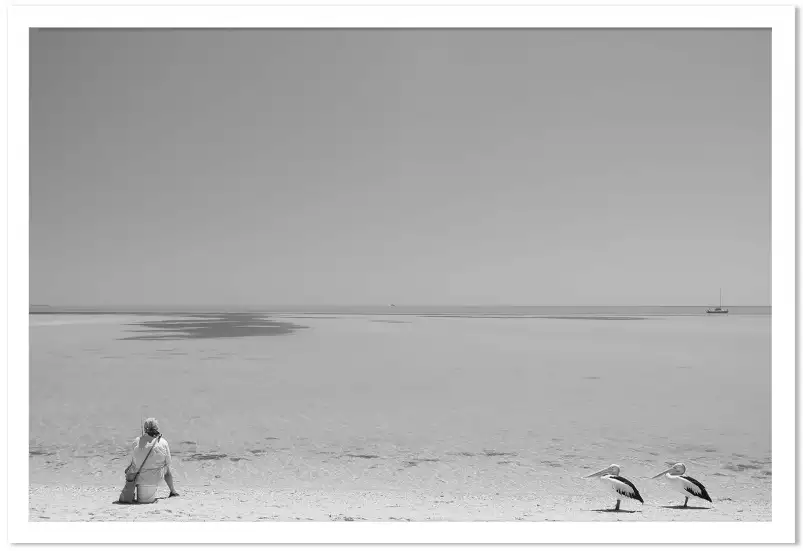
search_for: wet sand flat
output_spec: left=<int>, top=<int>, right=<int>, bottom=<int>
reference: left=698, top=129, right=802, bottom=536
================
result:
left=29, top=313, right=771, bottom=521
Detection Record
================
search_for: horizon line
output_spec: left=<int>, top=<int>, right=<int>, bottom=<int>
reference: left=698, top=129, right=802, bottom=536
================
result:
left=29, top=303, right=772, bottom=309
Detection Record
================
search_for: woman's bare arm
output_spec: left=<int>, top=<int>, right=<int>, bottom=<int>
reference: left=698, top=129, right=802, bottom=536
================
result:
left=165, top=469, right=178, bottom=496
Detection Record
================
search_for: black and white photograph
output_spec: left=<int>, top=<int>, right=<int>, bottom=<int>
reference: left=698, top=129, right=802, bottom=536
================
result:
left=7, top=2, right=795, bottom=545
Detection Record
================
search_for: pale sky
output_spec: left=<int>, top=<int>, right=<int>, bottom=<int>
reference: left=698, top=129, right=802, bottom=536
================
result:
left=30, top=29, right=770, bottom=307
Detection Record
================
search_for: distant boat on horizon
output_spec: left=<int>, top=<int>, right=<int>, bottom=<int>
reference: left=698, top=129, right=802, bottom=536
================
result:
left=706, top=289, right=729, bottom=314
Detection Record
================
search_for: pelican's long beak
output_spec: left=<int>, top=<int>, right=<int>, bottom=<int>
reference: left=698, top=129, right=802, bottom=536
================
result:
left=651, top=467, right=673, bottom=479
left=584, top=467, right=610, bottom=479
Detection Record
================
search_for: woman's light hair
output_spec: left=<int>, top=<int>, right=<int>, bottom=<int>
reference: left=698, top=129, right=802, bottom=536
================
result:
left=143, top=417, right=160, bottom=437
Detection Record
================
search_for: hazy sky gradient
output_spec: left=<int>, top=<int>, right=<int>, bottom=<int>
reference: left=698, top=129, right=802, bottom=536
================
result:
left=30, top=29, right=770, bottom=306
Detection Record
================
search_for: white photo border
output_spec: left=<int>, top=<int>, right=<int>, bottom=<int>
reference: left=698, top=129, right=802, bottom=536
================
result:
left=7, top=3, right=795, bottom=544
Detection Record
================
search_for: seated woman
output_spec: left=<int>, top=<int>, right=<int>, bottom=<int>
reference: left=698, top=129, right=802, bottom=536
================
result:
left=128, top=418, right=179, bottom=503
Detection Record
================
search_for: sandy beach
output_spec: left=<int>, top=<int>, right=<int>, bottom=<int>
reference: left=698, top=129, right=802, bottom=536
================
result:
left=29, top=311, right=771, bottom=521
left=30, top=484, right=769, bottom=522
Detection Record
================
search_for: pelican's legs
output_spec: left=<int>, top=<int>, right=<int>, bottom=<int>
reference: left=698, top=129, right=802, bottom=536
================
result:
left=682, top=497, right=689, bottom=508
left=614, top=499, right=621, bottom=511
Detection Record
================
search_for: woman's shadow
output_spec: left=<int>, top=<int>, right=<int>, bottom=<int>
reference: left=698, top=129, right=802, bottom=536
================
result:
left=112, top=498, right=164, bottom=505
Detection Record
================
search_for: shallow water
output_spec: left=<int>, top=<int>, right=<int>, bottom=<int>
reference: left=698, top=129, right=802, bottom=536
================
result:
left=29, top=313, right=770, bottom=510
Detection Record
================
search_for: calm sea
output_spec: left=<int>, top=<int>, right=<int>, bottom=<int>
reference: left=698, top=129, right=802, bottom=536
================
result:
left=30, top=305, right=770, bottom=316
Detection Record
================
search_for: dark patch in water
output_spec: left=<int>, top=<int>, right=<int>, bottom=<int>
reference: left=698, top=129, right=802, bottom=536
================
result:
left=761, top=470, right=772, bottom=476
left=448, top=451, right=475, bottom=457
left=401, top=458, right=438, bottom=468
left=345, top=454, right=380, bottom=460
left=119, top=313, right=307, bottom=341
left=420, top=315, right=647, bottom=320
left=229, top=457, right=249, bottom=462
left=186, top=453, right=228, bottom=461
left=249, top=449, right=269, bottom=455
left=264, top=437, right=279, bottom=440
left=278, top=316, right=343, bottom=319
left=371, top=320, right=410, bottom=324
left=712, top=472, right=728, bottom=477
left=29, top=448, right=55, bottom=457
left=724, top=463, right=761, bottom=472
left=484, top=450, right=517, bottom=457
left=180, top=441, right=197, bottom=445
left=538, top=316, right=647, bottom=321
left=328, top=514, right=361, bottom=521
left=583, top=376, right=601, bottom=380
left=541, top=460, right=562, bottom=468
left=676, top=365, right=693, bottom=369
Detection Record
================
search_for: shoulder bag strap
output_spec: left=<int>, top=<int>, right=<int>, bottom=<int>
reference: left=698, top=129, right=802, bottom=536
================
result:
left=131, top=435, right=161, bottom=483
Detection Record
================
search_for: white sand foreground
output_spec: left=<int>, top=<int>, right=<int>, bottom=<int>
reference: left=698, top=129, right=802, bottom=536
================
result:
left=30, top=483, right=769, bottom=522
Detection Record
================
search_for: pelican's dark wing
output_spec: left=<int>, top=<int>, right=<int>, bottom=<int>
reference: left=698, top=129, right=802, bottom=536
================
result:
left=680, top=475, right=712, bottom=502
left=610, top=475, right=644, bottom=503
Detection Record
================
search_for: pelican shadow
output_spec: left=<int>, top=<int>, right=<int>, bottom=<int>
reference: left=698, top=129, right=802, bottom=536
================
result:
left=591, top=508, right=638, bottom=514
left=659, top=505, right=712, bottom=510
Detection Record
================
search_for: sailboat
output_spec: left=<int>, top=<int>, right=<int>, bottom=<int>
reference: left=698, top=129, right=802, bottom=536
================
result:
left=706, top=289, right=729, bottom=314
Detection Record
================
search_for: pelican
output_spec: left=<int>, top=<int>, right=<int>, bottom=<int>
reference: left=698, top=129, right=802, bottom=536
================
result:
left=651, top=462, right=712, bottom=507
left=584, top=464, right=644, bottom=511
